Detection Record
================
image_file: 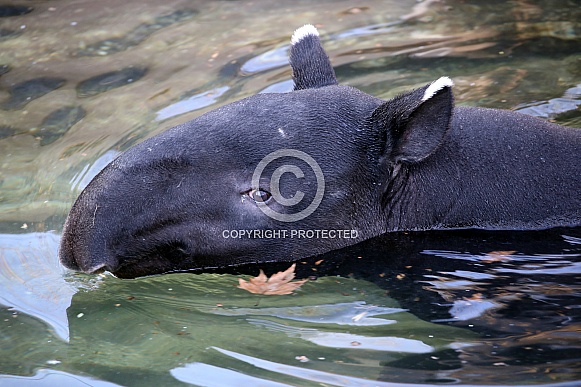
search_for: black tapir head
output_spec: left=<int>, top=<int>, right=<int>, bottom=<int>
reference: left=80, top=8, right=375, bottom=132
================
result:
left=59, top=25, right=454, bottom=278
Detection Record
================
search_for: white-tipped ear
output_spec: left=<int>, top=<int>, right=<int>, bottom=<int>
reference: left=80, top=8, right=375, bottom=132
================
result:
left=289, top=24, right=337, bottom=90
left=372, top=77, right=454, bottom=163
left=422, top=76, right=454, bottom=102
left=291, top=24, right=319, bottom=45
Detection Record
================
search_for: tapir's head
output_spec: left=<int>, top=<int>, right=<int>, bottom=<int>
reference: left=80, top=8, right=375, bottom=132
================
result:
left=60, top=25, right=453, bottom=278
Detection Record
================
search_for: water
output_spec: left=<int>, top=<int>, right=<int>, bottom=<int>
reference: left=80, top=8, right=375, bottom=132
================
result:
left=1, top=0, right=580, bottom=385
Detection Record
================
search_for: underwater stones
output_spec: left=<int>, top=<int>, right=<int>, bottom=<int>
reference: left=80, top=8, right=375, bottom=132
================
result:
left=76, top=67, right=147, bottom=98
left=0, top=106, right=85, bottom=144
left=1, top=77, right=65, bottom=110
left=0, top=5, right=33, bottom=17
left=0, top=125, right=16, bottom=140
left=35, top=106, right=86, bottom=146
left=0, top=28, right=22, bottom=41
left=76, top=9, right=198, bottom=56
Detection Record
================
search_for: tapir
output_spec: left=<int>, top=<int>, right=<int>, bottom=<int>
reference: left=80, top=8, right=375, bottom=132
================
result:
left=59, top=25, right=581, bottom=278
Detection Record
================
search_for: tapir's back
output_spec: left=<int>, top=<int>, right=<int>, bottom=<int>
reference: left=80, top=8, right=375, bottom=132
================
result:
left=428, top=106, right=581, bottom=230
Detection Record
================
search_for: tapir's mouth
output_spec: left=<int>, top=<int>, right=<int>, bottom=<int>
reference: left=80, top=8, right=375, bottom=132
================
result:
left=101, top=238, right=194, bottom=278
left=59, top=227, right=121, bottom=275
left=60, top=257, right=116, bottom=276
left=84, top=263, right=109, bottom=275
left=59, top=245, right=119, bottom=275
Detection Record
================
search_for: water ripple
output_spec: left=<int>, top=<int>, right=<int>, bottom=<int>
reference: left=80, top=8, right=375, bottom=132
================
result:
left=155, top=86, right=229, bottom=121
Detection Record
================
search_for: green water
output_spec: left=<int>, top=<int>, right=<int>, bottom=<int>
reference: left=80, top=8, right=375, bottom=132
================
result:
left=1, top=0, right=580, bottom=385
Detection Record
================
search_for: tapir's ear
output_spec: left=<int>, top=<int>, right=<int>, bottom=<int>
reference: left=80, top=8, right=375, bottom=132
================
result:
left=372, top=77, right=454, bottom=164
left=289, top=24, right=338, bottom=90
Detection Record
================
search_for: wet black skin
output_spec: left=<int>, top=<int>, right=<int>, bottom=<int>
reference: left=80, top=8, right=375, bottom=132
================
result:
left=59, top=27, right=581, bottom=278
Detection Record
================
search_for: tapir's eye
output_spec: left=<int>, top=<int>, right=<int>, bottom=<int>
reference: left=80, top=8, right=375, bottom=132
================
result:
left=247, top=188, right=272, bottom=203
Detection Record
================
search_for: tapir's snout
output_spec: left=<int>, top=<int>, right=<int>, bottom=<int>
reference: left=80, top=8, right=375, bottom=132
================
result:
left=58, top=174, right=188, bottom=279
left=59, top=159, right=184, bottom=277
left=58, top=237, right=81, bottom=271
left=59, top=184, right=122, bottom=276
left=58, top=149, right=252, bottom=278
left=59, top=234, right=119, bottom=275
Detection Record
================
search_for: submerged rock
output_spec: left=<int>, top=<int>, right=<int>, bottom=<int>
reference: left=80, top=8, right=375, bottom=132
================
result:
left=1, top=77, right=65, bottom=110
left=76, top=67, right=147, bottom=98
left=0, top=125, right=16, bottom=140
left=0, top=28, right=22, bottom=41
left=34, top=106, right=86, bottom=146
left=0, top=5, right=33, bottom=17
left=76, top=9, right=198, bottom=56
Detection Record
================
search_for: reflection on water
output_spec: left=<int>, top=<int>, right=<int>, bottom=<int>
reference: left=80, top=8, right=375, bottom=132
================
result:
left=516, top=84, right=581, bottom=119
left=155, top=86, right=229, bottom=121
left=183, top=346, right=581, bottom=387
left=0, top=0, right=580, bottom=385
left=240, top=45, right=291, bottom=75
left=69, top=150, right=120, bottom=192
left=247, top=318, right=435, bottom=352
left=1, top=229, right=579, bottom=385
left=2, top=369, right=122, bottom=387
left=206, top=301, right=404, bottom=326
left=0, top=232, right=74, bottom=341
left=171, top=362, right=291, bottom=387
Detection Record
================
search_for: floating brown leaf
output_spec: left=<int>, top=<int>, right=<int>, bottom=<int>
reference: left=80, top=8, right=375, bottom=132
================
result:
left=238, top=264, right=307, bottom=295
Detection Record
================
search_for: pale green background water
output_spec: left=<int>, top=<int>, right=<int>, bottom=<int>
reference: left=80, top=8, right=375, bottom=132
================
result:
left=0, top=0, right=580, bottom=386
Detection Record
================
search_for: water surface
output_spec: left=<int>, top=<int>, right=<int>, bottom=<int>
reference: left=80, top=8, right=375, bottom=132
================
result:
left=1, top=0, right=580, bottom=385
